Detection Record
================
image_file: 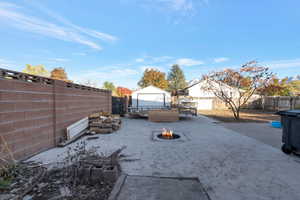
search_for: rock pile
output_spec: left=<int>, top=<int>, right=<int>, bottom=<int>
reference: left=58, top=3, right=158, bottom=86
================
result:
left=88, top=112, right=122, bottom=134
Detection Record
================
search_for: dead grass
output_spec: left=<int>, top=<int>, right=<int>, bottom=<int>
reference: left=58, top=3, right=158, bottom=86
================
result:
left=198, top=109, right=280, bottom=123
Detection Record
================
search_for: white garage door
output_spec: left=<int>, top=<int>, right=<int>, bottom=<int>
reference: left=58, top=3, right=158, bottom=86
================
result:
left=197, top=99, right=213, bottom=110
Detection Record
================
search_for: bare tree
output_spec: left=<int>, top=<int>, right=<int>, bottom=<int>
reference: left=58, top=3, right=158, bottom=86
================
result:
left=202, top=61, right=272, bottom=120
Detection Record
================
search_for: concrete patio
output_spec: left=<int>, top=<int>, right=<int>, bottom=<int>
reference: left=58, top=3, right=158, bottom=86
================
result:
left=29, top=116, right=300, bottom=200
left=221, top=122, right=282, bottom=149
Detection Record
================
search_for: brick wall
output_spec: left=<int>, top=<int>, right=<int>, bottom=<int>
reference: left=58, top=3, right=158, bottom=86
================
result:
left=0, top=69, right=111, bottom=161
left=53, top=80, right=111, bottom=144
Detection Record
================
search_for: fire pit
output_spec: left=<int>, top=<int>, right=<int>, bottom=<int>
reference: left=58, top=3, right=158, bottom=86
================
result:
left=157, top=128, right=181, bottom=140
left=152, top=129, right=188, bottom=142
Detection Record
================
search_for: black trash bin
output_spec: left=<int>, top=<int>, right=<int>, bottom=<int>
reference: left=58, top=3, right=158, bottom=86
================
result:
left=277, top=110, right=300, bottom=154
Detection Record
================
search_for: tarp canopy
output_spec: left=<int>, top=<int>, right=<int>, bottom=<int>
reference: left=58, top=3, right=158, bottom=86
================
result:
left=131, top=86, right=171, bottom=108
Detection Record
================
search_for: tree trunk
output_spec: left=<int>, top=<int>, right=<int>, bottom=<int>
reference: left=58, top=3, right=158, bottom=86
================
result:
left=262, top=96, right=265, bottom=111
left=231, top=108, right=240, bottom=120
left=228, top=103, right=240, bottom=120
left=235, top=109, right=240, bottom=120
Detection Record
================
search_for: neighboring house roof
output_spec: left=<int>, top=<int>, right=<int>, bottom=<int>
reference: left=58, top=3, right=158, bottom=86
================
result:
left=177, top=80, right=205, bottom=95
left=187, top=79, right=201, bottom=87
left=117, top=87, right=132, bottom=96
left=183, top=79, right=236, bottom=91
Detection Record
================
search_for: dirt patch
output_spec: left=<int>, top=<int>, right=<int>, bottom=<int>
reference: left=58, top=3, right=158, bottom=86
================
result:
left=0, top=142, right=124, bottom=200
left=198, top=109, right=280, bottom=123
left=0, top=162, right=46, bottom=200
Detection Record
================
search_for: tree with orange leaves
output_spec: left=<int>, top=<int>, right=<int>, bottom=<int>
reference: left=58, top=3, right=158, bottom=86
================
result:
left=138, top=68, right=168, bottom=89
left=258, top=76, right=293, bottom=96
left=202, top=61, right=272, bottom=120
left=50, top=67, right=70, bottom=82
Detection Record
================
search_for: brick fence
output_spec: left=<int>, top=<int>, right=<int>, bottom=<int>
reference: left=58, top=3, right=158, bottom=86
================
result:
left=0, top=68, right=111, bottom=161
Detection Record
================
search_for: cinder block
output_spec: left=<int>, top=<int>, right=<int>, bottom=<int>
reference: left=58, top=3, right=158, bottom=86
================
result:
left=14, top=102, right=32, bottom=111
left=0, top=102, right=15, bottom=112
left=0, top=111, right=25, bottom=122
left=1, top=77, right=111, bottom=160
left=0, top=79, right=15, bottom=90
left=24, top=110, right=52, bottom=119
left=0, top=121, right=15, bottom=133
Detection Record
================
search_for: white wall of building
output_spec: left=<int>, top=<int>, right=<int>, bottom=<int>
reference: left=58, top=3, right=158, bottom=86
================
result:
left=188, top=81, right=215, bottom=98
left=196, top=99, right=213, bottom=110
left=183, top=80, right=241, bottom=110
left=131, top=86, right=171, bottom=108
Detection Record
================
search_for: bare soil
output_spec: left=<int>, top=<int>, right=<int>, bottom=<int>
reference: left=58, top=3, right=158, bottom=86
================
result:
left=0, top=142, right=123, bottom=200
left=198, top=109, right=280, bottom=123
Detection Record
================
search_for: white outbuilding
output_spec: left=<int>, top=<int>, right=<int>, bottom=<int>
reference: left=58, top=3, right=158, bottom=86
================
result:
left=131, top=85, right=171, bottom=109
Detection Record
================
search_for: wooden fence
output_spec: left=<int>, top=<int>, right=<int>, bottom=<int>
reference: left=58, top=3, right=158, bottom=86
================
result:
left=257, top=96, right=300, bottom=111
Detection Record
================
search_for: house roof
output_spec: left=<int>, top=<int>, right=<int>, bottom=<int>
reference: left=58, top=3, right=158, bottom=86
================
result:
left=132, top=85, right=170, bottom=95
left=117, top=87, right=132, bottom=95
left=179, top=80, right=204, bottom=92
left=184, top=79, right=236, bottom=91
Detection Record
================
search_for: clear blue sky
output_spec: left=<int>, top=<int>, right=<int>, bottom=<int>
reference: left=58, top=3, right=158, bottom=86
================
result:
left=0, top=0, right=300, bottom=88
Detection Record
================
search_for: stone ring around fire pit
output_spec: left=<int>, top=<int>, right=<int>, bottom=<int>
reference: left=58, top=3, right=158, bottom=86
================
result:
left=151, top=129, right=188, bottom=142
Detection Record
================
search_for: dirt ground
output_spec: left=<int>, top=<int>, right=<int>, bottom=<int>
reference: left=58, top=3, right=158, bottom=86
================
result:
left=198, top=109, right=280, bottom=123
left=0, top=142, right=122, bottom=200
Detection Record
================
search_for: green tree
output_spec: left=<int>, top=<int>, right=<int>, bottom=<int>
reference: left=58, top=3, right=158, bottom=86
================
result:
left=138, top=68, right=168, bottom=89
left=102, top=81, right=118, bottom=96
left=167, top=64, right=187, bottom=93
left=22, top=64, right=50, bottom=77
left=102, top=81, right=116, bottom=91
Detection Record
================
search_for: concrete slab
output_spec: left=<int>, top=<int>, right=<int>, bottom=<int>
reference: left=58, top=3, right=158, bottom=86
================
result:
left=220, top=122, right=282, bottom=149
left=115, top=175, right=210, bottom=200
left=29, top=116, right=300, bottom=200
